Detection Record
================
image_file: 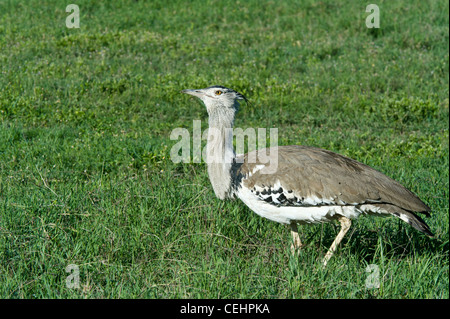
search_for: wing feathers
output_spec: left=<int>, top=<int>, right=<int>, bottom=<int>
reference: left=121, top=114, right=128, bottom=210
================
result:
left=237, top=145, right=431, bottom=216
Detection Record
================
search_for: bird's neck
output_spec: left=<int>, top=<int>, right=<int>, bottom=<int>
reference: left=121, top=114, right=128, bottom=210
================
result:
left=206, top=109, right=236, bottom=200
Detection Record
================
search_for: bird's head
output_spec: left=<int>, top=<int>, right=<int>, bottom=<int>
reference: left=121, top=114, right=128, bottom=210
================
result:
left=181, top=86, right=247, bottom=115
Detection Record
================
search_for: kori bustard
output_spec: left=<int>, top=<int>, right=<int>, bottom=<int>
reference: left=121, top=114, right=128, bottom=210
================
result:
left=181, top=86, right=433, bottom=265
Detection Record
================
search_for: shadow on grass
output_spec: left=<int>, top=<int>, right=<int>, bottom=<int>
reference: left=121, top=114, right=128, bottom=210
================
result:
left=317, top=218, right=449, bottom=265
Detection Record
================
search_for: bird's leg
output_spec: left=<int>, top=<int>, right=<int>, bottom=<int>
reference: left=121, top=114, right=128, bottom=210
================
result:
left=290, top=222, right=302, bottom=254
left=322, top=216, right=351, bottom=266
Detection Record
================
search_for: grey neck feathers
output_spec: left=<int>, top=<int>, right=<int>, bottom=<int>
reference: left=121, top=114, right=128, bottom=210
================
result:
left=205, top=104, right=237, bottom=200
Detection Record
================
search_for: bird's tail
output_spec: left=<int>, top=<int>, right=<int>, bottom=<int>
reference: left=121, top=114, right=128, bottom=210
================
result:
left=371, top=203, right=433, bottom=237
left=395, top=210, right=434, bottom=237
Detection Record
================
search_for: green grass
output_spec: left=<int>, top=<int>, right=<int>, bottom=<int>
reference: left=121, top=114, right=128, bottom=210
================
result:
left=0, top=0, right=448, bottom=298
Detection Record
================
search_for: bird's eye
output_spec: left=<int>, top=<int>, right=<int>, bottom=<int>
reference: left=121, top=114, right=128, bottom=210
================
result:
left=215, top=90, right=223, bottom=95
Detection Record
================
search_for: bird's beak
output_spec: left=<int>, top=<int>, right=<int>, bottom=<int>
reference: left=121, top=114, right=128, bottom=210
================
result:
left=181, top=89, right=204, bottom=98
